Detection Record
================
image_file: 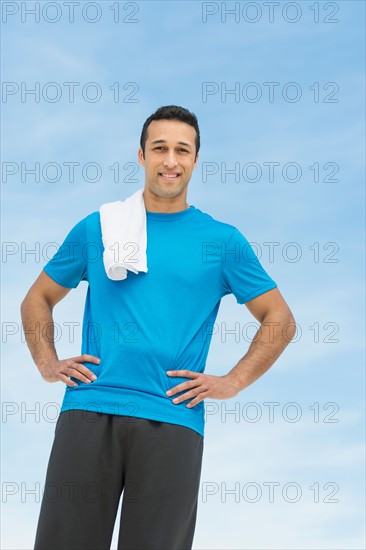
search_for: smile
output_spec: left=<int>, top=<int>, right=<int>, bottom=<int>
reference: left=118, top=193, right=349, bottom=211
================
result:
left=159, top=173, right=180, bottom=180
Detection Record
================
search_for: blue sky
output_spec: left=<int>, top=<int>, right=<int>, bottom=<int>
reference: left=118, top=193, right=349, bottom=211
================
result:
left=1, top=1, right=365, bottom=548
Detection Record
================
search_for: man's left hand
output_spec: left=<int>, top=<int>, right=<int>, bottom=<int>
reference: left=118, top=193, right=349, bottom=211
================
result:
left=165, top=370, right=239, bottom=408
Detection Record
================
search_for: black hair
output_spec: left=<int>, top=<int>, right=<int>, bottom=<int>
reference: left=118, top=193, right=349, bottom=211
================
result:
left=140, top=105, right=200, bottom=159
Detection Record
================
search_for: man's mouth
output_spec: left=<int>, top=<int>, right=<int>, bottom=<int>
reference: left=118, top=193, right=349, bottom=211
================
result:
left=159, top=172, right=181, bottom=180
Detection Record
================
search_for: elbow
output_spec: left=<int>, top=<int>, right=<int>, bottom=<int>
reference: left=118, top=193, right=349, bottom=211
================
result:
left=20, top=295, right=30, bottom=321
left=20, top=295, right=27, bottom=315
left=20, top=289, right=38, bottom=318
left=284, top=311, right=297, bottom=342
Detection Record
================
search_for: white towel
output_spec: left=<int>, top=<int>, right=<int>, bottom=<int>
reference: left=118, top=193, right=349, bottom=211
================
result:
left=99, top=188, right=148, bottom=281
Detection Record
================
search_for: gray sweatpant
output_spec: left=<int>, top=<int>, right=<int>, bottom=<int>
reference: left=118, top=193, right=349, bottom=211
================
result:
left=33, top=409, right=204, bottom=550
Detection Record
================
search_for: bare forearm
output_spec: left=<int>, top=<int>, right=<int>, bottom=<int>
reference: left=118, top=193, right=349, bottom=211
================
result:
left=226, top=314, right=296, bottom=392
left=20, top=297, right=58, bottom=371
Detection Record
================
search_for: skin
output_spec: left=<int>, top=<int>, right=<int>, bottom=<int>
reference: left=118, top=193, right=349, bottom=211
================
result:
left=137, top=119, right=199, bottom=214
left=20, top=118, right=296, bottom=407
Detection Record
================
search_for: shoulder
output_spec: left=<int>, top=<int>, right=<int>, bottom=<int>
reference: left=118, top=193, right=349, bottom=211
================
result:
left=77, top=210, right=100, bottom=229
left=193, top=206, right=240, bottom=241
left=64, top=211, right=101, bottom=243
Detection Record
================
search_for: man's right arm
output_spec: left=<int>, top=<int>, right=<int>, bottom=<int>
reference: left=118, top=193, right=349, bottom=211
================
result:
left=20, top=270, right=99, bottom=387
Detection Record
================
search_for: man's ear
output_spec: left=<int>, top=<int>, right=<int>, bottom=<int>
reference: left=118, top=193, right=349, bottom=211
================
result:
left=137, top=147, right=145, bottom=167
left=193, top=152, right=199, bottom=169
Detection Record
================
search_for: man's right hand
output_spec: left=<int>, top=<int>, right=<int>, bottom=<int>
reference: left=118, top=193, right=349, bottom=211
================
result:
left=40, top=354, right=101, bottom=387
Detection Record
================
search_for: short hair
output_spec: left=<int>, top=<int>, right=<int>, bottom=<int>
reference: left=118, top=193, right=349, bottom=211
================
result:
left=140, top=105, right=200, bottom=159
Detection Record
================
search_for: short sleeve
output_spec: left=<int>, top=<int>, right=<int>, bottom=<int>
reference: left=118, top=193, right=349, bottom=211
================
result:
left=43, top=217, right=88, bottom=289
left=221, top=227, right=278, bottom=304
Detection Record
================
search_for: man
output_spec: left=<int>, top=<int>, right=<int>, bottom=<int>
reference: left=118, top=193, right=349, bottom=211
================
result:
left=21, top=105, right=296, bottom=550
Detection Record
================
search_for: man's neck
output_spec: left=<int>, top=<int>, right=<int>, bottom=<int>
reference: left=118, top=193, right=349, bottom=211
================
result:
left=143, top=190, right=189, bottom=214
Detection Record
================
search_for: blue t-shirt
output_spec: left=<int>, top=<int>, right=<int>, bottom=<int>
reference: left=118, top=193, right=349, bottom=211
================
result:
left=43, top=204, right=278, bottom=437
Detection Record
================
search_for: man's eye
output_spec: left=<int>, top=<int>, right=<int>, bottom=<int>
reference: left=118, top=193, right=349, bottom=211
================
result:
left=153, top=147, right=189, bottom=152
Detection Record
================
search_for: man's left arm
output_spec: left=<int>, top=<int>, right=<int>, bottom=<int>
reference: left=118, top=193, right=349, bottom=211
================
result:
left=165, top=287, right=296, bottom=407
left=224, top=287, right=296, bottom=393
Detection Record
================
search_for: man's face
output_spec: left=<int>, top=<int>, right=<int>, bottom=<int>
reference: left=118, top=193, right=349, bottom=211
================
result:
left=138, top=119, right=199, bottom=200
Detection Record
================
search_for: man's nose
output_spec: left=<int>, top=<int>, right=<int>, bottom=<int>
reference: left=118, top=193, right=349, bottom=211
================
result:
left=163, top=151, right=178, bottom=167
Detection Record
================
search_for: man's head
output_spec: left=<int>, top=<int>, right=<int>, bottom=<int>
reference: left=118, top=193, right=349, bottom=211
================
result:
left=138, top=105, right=200, bottom=206
left=140, top=105, right=200, bottom=161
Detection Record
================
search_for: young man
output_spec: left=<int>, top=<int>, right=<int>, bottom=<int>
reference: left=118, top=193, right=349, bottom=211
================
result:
left=21, top=105, right=296, bottom=550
